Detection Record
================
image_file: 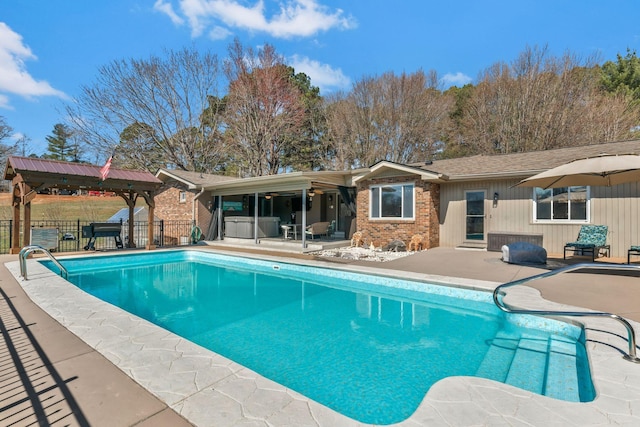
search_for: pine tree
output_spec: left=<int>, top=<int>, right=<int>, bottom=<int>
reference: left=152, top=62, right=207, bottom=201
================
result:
left=45, top=123, right=74, bottom=161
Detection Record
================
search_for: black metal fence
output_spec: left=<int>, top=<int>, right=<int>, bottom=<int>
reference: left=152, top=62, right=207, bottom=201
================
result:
left=0, top=220, right=196, bottom=254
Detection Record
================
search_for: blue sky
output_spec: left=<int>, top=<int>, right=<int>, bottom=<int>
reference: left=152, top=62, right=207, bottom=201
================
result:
left=1, top=0, right=639, bottom=158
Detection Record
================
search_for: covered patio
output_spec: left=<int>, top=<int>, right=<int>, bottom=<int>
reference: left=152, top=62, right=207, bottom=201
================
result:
left=3, top=156, right=163, bottom=254
left=204, top=170, right=358, bottom=249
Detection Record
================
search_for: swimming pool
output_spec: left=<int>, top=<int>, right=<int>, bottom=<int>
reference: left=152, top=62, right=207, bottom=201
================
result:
left=42, top=250, right=594, bottom=425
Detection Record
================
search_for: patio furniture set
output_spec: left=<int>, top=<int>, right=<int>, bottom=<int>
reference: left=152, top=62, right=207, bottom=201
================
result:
left=281, top=221, right=335, bottom=241
left=561, top=224, right=640, bottom=264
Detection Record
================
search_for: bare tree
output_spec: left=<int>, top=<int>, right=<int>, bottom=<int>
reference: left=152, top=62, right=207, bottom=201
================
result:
left=324, top=70, right=452, bottom=168
left=0, top=116, right=16, bottom=166
left=66, top=47, right=225, bottom=172
left=223, top=39, right=307, bottom=177
left=455, top=45, right=640, bottom=155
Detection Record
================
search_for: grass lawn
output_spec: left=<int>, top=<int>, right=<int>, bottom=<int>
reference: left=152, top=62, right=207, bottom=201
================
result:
left=0, top=193, right=136, bottom=222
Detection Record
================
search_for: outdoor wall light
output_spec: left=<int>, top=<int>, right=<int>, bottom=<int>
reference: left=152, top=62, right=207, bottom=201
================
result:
left=308, top=188, right=316, bottom=197
left=265, top=194, right=272, bottom=200
left=493, top=192, right=499, bottom=202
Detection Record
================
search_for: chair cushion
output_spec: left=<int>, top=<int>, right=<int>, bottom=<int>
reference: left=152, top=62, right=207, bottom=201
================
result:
left=575, top=225, right=608, bottom=246
left=565, top=242, right=597, bottom=249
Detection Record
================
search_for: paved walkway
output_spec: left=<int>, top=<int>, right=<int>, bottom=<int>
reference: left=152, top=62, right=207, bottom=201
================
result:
left=363, top=248, right=640, bottom=322
left=0, top=254, right=192, bottom=427
left=1, top=246, right=639, bottom=426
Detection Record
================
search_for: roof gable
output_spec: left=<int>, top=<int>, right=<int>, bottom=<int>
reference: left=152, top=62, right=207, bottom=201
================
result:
left=353, top=160, right=446, bottom=183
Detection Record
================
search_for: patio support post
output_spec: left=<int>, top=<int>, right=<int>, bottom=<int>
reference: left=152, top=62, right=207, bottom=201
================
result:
left=10, top=182, right=21, bottom=254
left=23, top=198, right=31, bottom=247
left=118, top=191, right=137, bottom=248
left=21, top=182, right=34, bottom=249
left=302, top=189, right=307, bottom=248
left=254, top=192, right=259, bottom=244
left=140, top=190, right=156, bottom=250
left=128, top=197, right=135, bottom=247
left=218, top=195, right=223, bottom=240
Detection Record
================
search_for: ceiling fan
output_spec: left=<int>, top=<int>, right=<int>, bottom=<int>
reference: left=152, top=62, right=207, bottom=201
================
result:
left=308, top=187, right=324, bottom=196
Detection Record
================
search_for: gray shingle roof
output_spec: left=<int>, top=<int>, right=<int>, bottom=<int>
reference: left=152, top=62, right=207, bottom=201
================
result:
left=409, top=139, right=640, bottom=179
left=156, top=169, right=236, bottom=187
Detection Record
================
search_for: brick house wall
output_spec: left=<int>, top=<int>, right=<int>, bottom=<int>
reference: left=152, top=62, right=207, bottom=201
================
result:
left=155, top=183, right=214, bottom=241
left=355, top=175, right=440, bottom=249
left=155, top=183, right=194, bottom=221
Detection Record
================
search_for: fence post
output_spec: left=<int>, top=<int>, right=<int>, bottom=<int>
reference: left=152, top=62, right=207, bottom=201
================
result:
left=8, top=219, right=12, bottom=251
left=160, top=220, right=164, bottom=247
left=76, top=219, right=81, bottom=251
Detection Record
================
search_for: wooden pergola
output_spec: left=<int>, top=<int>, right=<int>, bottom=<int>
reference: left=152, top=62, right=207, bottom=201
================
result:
left=3, top=156, right=163, bottom=254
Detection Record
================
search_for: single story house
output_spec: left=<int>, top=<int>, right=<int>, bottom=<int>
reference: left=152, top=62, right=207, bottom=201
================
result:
left=155, top=139, right=640, bottom=259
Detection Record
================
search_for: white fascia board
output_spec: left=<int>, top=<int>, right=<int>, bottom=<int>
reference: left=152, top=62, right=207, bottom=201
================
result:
left=352, top=161, right=445, bottom=183
left=155, top=169, right=199, bottom=190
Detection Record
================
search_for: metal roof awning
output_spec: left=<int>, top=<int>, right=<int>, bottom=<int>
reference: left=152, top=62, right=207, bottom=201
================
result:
left=4, top=156, right=162, bottom=193
left=4, top=156, right=163, bottom=253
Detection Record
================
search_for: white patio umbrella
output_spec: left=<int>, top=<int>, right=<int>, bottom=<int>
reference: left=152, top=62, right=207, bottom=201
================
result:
left=516, top=154, right=640, bottom=189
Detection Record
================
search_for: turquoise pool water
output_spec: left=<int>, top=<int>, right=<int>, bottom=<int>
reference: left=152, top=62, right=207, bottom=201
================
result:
left=43, top=250, right=595, bottom=425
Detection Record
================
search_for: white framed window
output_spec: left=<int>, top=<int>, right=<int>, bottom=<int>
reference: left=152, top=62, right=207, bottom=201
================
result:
left=179, top=191, right=187, bottom=203
left=533, top=186, right=590, bottom=222
left=370, top=183, right=414, bottom=219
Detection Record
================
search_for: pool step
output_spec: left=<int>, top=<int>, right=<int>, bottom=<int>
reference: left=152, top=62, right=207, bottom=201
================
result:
left=475, top=332, right=520, bottom=382
left=504, top=334, right=549, bottom=395
left=477, top=333, right=581, bottom=401
left=544, top=336, right=580, bottom=402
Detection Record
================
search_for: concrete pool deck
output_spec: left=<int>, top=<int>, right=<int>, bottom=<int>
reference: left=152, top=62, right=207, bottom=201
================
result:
left=1, top=246, right=639, bottom=426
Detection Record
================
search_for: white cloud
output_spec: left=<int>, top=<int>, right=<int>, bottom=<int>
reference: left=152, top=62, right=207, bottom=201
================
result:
left=208, top=25, right=233, bottom=40
left=289, top=54, right=350, bottom=92
left=153, top=0, right=185, bottom=25
left=0, top=23, right=67, bottom=108
left=441, top=72, right=472, bottom=88
left=156, top=0, right=356, bottom=39
left=0, top=94, right=10, bottom=109
left=9, top=131, right=24, bottom=142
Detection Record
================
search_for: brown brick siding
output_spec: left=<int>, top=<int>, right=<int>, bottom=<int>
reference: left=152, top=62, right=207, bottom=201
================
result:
left=156, top=184, right=214, bottom=240
left=155, top=183, right=194, bottom=221
left=356, top=176, right=440, bottom=249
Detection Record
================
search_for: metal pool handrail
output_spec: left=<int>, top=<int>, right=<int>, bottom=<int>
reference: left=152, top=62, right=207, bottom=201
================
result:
left=19, top=245, right=68, bottom=280
left=493, top=262, right=640, bottom=363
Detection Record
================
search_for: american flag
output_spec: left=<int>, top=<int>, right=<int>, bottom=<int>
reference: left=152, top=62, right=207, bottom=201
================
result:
left=99, top=156, right=112, bottom=181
